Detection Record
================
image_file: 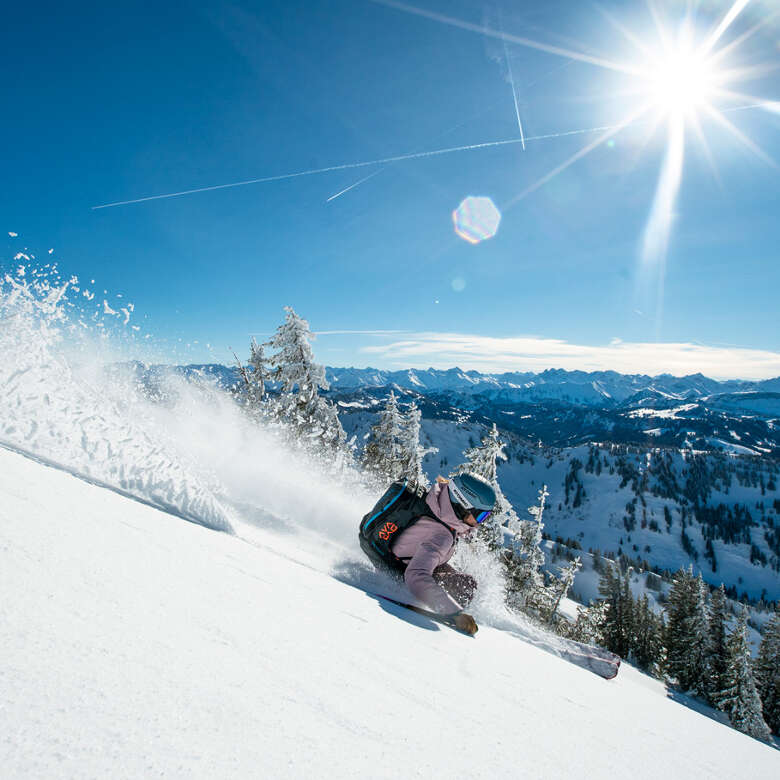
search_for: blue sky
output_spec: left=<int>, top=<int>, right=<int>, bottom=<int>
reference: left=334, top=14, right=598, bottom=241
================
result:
left=2, top=0, right=779, bottom=378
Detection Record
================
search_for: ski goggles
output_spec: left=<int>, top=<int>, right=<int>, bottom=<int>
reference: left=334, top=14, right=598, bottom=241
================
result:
left=448, top=483, right=491, bottom=523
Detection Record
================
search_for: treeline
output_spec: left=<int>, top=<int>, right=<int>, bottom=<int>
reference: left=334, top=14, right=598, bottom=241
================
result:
left=553, top=443, right=779, bottom=576
left=565, top=565, right=780, bottom=742
left=582, top=444, right=778, bottom=505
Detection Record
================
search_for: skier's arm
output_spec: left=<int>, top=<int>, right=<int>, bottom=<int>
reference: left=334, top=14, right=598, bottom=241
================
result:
left=403, top=527, right=462, bottom=615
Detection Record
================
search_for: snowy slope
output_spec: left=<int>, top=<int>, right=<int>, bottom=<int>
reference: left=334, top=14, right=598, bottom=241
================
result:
left=490, top=444, right=780, bottom=598
left=2, top=446, right=778, bottom=779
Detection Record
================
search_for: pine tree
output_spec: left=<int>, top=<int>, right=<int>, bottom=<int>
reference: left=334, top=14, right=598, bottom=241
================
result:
left=397, top=401, right=436, bottom=488
left=664, top=567, right=709, bottom=695
left=717, top=608, right=772, bottom=742
left=265, top=306, right=346, bottom=455
left=691, top=574, right=711, bottom=692
left=705, top=584, right=730, bottom=707
left=755, top=604, right=780, bottom=735
left=451, top=423, right=515, bottom=549
left=633, top=594, right=664, bottom=674
left=599, top=563, right=634, bottom=659
left=503, top=486, right=548, bottom=612
left=452, top=424, right=506, bottom=499
left=233, top=338, right=270, bottom=419
left=566, top=600, right=609, bottom=645
left=362, top=390, right=405, bottom=484
left=546, top=556, right=582, bottom=624
left=247, top=337, right=269, bottom=406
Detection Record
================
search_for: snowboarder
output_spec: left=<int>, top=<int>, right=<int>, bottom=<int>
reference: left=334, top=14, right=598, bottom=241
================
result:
left=388, top=473, right=496, bottom=635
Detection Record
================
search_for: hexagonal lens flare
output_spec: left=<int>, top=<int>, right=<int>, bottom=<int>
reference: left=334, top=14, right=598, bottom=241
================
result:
left=452, top=196, right=501, bottom=244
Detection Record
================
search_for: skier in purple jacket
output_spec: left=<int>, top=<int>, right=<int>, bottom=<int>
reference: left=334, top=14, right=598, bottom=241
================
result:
left=391, top=473, right=496, bottom=635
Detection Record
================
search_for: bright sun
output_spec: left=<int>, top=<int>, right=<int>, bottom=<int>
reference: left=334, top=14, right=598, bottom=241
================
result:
left=649, top=49, right=717, bottom=116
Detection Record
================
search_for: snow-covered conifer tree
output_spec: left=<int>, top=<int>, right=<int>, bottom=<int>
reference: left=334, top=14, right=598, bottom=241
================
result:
left=265, top=307, right=347, bottom=456
left=451, top=423, right=515, bottom=549
left=247, top=338, right=269, bottom=406
left=706, top=584, right=730, bottom=707
left=397, top=400, right=436, bottom=488
left=691, top=574, right=711, bottom=691
left=664, top=567, right=709, bottom=694
left=755, top=604, right=780, bottom=735
left=598, top=563, right=634, bottom=659
left=234, top=338, right=270, bottom=419
left=452, top=423, right=506, bottom=493
left=361, top=390, right=405, bottom=484
left=633, top=593, right=664, bottom=674
left=566, top=600, right=609, bottom=645
left=716, top=607, right=772, bottom=742
left=503, top=486, right=549, bottom=613
left=546, top=556, right=582, bottom=624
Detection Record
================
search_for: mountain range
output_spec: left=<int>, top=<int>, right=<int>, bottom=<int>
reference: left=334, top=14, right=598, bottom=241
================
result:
left=120, top=362, right=780, bottom=455
left=323, top=366, right=780, bottom=406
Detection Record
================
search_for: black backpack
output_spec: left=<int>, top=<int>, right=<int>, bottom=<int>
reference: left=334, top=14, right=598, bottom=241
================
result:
left=359, top=480, right=435, bottom=572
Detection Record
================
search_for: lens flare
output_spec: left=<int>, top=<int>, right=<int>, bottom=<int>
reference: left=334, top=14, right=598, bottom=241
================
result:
left=452, top=196, right=501, bottom=244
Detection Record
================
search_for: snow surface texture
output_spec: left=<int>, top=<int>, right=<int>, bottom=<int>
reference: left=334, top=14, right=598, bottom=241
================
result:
left=2, top=447, right=778, bottom=779
left=0, top=271, right=232, bottom=532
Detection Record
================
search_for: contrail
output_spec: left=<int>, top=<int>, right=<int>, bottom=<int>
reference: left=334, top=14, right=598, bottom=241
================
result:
left=501, top=18, right=525, bottom=150
left=91, top=103, right=770, bottom=209
left=92, top=125, right=616, bottom=209
left=326, top=168, right=384, bottom=202
left=325, top=99, right=507, bottom=203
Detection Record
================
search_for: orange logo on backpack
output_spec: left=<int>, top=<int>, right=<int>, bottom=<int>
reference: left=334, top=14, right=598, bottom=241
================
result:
left=378, top=521, right=398, bottom=540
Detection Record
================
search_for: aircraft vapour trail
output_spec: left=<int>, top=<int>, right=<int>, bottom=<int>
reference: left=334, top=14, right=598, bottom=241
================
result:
left=91, top=104, right=770, bottom=209
left=323, top=98, right=507, bottom=203
left=91, top=125, right=617, bottom=209
left=501, top=20, right=526, bottom=150
left=326, top=169, right=384, bottom=202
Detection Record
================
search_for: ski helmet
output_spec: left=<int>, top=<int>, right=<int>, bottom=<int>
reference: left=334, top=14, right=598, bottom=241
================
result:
left=448, top=473, right=496, bottom=512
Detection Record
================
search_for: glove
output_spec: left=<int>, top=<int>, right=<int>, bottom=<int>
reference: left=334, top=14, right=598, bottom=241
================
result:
left=453, top=612, right=478, bottom=636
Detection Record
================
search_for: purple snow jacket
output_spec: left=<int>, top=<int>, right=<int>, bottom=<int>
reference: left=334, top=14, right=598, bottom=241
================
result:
left=390, top=481, right=474, bottom=615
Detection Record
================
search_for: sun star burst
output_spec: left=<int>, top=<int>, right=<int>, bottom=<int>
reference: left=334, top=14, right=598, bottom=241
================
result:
left=646, top=40, right=719, bottom=117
